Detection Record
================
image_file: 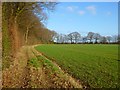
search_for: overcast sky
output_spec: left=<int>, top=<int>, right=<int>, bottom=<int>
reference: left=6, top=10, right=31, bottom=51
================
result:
left=47, top=2, right=118, bottom=36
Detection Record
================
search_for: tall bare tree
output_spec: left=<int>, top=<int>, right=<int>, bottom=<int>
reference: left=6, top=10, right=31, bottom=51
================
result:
left=93, top=33, right=101, bottom=43
left=68, top=33, right=74, bottom=43
left=100, top=36, right=107, bottom=43
left=87, top=32, right=94, bottom=43
left=72, top=32, right=81, bottom=44
left=106, top=36, right=112, bottom=43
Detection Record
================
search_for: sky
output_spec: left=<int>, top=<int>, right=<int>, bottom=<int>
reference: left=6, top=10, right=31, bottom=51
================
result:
left=46, top=2, right=118, bottom=36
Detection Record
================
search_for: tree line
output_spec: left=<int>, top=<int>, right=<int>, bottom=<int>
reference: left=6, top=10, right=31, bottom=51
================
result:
left=51, top=31, right=119, bottom=44
left=2, top=2, right=56, bottom=62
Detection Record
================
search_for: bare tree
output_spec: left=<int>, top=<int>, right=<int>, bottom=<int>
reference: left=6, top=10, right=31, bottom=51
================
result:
left=72, top=32, right=81, bottom=44
left=64, top=35, right=69, bottom=43
left=106, top=36, right=112, bottom=43
left=52, top=32, right=60, bottom=43
left=100, top=36, right=107, bottom=43
left=82, top=36, right=87, bottom=43
left=87, top=32, right=94, bottom=43
left=112, top=35, right=118, bottom=43
left=58, top=34, right=65, bottom=43
left=68, top=33, right=74, bottom=43
left=50, top=30, right=57, bottom=42
left=93, top=33, right=101, bottom=43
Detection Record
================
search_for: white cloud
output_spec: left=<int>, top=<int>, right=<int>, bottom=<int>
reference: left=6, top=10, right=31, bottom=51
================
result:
left=67, top=6, right=78, bottom=12
left=67, top=6, right=74, bottom=12
left=107, top=11, right=111, bottom=16
left=78, top=10, right=85, bottom=15
left=86, top=5, right=96, bottom=15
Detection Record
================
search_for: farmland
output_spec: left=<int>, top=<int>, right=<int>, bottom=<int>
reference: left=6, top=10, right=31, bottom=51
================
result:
left=35, top=44, right=118, bottom=88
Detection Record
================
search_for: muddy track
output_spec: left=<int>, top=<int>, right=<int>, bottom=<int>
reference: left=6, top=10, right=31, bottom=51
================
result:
left=2, top=45, right=84, bottom=88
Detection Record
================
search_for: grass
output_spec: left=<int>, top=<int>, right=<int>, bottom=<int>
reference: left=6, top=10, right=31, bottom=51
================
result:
left=28, top=55, right=61, bottom=74
left=35, top=44, right=118, bottom=88
left=28, top=58, right=41, bottom=68
left=37, top=55, right=62, bottom=74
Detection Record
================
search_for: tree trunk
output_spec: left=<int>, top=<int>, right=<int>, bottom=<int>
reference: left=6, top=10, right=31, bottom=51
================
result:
left=25, top=27, right=29, bottom=45
left=9, top=16, right=20, bottom=55
left=95, top=38, right=97, bottom=43
left=90, top=39, right=91, bottom=43
left=71, top=38, right=72, bottom=44
left=75, top=38, right=77, bottom=44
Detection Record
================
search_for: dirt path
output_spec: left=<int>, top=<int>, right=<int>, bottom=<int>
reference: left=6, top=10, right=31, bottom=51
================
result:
left=2, top=45, right=84, bottom=88
left=2, top=46, right=29, bottom=88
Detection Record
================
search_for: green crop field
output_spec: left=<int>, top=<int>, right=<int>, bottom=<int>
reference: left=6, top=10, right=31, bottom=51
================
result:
left=35, top=44, right=118, bottom=88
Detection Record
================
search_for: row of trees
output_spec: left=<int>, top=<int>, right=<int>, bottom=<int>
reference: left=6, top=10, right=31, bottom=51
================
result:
left=2, top=2, right=56, bottom=60
left=51, top=31, right=119, bottom=44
